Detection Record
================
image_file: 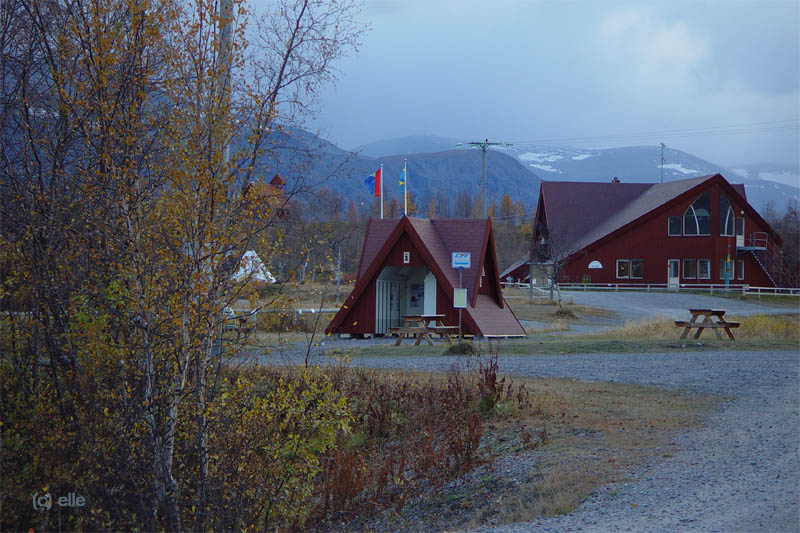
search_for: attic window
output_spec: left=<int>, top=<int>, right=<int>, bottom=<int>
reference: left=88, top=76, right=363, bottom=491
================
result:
left=480, top=266, right=485, bottom=287
left=403, top=251, right=410, bottom=264
left=720, top=195, right=734, bottom=236
left=684, top=193, right=711, bottom=236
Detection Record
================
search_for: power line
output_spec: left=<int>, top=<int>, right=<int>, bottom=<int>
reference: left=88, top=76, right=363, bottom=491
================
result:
left=456, top=138, right=513, bottom=218
left=504, top=119, right=799, bottom=146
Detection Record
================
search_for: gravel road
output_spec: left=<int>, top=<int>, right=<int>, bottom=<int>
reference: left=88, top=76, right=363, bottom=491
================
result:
left=264, top=292, right=800, bottom=531
left=333, top=349, right=798, bottom=533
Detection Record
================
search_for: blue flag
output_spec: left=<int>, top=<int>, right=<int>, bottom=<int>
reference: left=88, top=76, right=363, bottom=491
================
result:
left=398, top=168, right=406, bottom=186
left=364, top=168, right=381, bottom=196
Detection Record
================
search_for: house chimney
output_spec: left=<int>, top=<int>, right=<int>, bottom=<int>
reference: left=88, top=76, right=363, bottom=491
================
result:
left=611, top=177, right=620, bottom=183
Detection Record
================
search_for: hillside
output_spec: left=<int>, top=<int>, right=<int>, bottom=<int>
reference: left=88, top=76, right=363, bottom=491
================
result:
left=355, top=135, right=799, bottom=215
left=255, top=129, right=542, bottom=209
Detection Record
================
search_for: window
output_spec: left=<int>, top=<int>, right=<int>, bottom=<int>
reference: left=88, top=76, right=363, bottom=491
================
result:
left=720, top=195, right=734, bottom=236
left=737, top=260, right=744, bottom=280
left=630, top=259, right=643, bottom=279
left=735, top=217, right=745, bottom=237
left=684, top=192, right=711, bottom=235
left=719, top=259, right=734, bottom=280
left=698, top=259, right=710, bottom=279
left=668, top=216, right=682, bottom=236
left=403, top=251, right=410, bottom=264
left=683, top=259, right=697, bottom=279
left=616, top=259, right=630, bottom=279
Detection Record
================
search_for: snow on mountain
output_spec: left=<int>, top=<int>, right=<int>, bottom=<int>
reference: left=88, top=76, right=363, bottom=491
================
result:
left=662, top=163, right=699, bottom=175
left=351, top=135, right=799, bottom=215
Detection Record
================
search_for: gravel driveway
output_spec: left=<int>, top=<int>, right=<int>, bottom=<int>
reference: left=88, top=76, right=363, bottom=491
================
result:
left=563, top=290, right=799, bottom=324
left=265, top=292, right=800, bottom=531
left=338, top=349, right=798, bottom=533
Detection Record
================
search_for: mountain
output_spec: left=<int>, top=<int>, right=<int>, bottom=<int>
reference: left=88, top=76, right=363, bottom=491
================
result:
left=355, top=135, right=799, bottom=215
left=254, top=129, right=542, bottom=210
left=727, top=162, right=800, bottom=188
left=353, top=135, right=462, bottom=158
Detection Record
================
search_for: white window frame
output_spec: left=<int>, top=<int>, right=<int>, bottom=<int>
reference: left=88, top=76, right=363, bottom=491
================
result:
left=683, top=193, right=711, bottom=236
left=668, top=216, right=682, bottom=236
left=719, top=259, right=734, bottom=280
left=720, top=195, right=735, bottom=236
left=737, top=260, right=744, bottom=280
left=697, top=259, right=711, bottom=279
left=736, top=217, right=745, bottom=237
left=403, top=251, right=410, bottom=264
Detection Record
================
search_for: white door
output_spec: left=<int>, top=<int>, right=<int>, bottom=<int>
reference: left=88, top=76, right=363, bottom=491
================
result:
left=423, top=271, right=437, bottom=316
left=667, top=259, right=680, bottom=289
left=375, top=280, right=399, bottom=334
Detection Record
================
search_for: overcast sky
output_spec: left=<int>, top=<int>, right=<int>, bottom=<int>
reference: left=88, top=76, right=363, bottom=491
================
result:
left=281, top=0, right=799, bottom=169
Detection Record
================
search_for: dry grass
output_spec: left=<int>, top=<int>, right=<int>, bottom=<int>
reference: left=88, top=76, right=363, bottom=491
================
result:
left=505, top=299, right=619, bottom=323
left=601, top=313, right=800, bottom=341
left=464, top=376, right=716, bottom=527
left=345, top=368, right=718, bottom=531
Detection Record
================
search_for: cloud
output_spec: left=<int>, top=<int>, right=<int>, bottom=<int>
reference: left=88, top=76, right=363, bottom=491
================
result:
left=598, top=9, right=709, bottom=91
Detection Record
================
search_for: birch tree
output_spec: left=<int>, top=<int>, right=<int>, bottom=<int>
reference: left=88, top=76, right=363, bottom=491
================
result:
left=0, top=0, right=363, bottom=529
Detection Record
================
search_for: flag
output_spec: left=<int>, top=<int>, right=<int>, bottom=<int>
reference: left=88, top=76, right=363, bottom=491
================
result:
left=364, top=168, right=381, bottom=196
left=398, top=168, right=406, bottom=186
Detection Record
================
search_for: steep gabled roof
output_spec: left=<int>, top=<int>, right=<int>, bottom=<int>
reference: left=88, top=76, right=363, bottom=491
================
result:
left=327, top=216, right=525, bottom=337
left=540, top=174, right=775, bottom=258
left=357, top=218, right=499, bottom=306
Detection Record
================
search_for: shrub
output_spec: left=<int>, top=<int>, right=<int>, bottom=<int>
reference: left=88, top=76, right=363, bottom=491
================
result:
left=442, top=340, right=477, bottom=355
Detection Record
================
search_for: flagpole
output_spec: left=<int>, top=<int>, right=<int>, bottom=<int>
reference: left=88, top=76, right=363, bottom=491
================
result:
left=403, top=159, right=408, bottom=216
left=380, top=164, right=384, bottom=219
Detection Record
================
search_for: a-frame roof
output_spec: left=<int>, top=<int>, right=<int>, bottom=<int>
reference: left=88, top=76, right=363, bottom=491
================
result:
left=327, top=216, right=526, bottom=337
left=537, top=174, right=771, bottom=259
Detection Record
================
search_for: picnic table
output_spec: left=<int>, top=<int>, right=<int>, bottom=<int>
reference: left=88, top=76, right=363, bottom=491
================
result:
left=674, top=309, right=740, bottom=340
left=390, top=314, right=459, bottom=346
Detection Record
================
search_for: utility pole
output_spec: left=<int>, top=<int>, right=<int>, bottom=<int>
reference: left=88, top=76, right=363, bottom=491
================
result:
left=660, top=142, right=666, bottom=184
left=457, top=139, right=511, bottom=218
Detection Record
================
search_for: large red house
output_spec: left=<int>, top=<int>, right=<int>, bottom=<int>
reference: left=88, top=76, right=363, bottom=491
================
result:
left=326, top=216, right=526, bottom=338
left=503, top=174, right=787, bottom=288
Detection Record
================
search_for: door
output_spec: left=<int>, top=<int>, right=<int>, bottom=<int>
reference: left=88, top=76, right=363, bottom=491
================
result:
left=423, top=271, right=437, bottom=317
left=735, top=217, right=745, bottom=247
left=375, top=280, right=400, bottom=335
left=667, top=259, right=680, bottom=289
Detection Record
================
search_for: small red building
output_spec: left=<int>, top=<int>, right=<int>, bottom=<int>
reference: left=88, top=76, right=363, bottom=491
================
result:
left=326, top=216, right=526, bottom=338
left=503, top=174, right=787, bottom=288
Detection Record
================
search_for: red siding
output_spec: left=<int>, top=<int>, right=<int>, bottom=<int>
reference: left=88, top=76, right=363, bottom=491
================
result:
left=562, top=181, right=776, bottom=286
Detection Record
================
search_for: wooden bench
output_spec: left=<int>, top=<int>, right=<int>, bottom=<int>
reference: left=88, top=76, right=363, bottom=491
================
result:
left=391, top=315, right=460, bottom=346
left=675, top=309, right=740, bottom=340
left=390, top=326, right=434, bottom=346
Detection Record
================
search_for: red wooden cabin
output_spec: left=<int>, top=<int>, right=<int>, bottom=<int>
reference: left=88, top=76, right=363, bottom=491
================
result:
left=326, top=216, right=526, bottom=338
left=503, top=174, right=788, bottom=288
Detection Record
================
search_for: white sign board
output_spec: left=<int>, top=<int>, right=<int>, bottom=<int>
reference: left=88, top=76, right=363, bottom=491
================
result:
left=451, top=252, right=471, bottom=269
left=453, top=288, right=467, bottom=308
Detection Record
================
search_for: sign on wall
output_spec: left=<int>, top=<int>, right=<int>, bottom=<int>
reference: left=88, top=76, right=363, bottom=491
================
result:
left=451, top=252, right=471, bottom=269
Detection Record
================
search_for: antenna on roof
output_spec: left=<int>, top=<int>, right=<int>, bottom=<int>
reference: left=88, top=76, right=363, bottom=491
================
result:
left=456, top=138, right=512, bottom=218
left=660, top=142, right=666, bottom=184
